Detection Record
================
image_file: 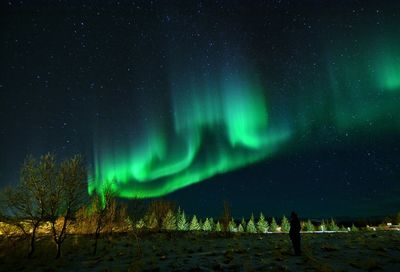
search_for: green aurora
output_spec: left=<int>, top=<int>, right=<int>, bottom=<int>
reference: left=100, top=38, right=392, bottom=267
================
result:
left=88, top=39, right=400, bottom=200
left=89, top=70, right=291, bottom=198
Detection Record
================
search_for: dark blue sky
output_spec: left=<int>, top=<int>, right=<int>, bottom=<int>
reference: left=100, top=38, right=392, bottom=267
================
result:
left=1, top=0, right=399, bottom=218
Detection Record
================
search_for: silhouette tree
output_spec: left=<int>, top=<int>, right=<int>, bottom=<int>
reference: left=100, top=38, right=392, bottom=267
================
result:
left=221, top=200, right=231, bottom=233
left=91, top=184, right=116, bottom=255
left=1, top=154, right=54, bottom=257
left=46, top=155, right=87, bottom=259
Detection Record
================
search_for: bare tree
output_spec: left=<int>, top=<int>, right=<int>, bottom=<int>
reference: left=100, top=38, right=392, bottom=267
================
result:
left=0, top=154, right=55, bottom=257
left=46, top=155, right=87, bottom=259
left=92, top=184, right=115, bottom=255
left=221, top=200, right=231, bottom=234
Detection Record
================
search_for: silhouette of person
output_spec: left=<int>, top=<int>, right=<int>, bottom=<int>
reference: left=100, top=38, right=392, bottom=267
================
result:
left=289, top=211, right=301, bottom=255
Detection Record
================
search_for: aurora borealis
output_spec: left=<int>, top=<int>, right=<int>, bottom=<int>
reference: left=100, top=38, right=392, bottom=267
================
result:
left=90, top=67, right=290, bottom=198
left=1, top=0, right=400, bottom=217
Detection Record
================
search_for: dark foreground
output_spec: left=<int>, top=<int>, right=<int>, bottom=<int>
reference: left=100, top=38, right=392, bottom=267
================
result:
left=1, top=231, right=399, bottom=271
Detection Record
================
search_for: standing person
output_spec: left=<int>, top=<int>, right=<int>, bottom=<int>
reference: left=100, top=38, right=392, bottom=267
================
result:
left=289, top=211, right=301, bottom=255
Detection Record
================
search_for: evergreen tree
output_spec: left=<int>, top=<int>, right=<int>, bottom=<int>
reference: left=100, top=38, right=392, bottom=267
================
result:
left=198, top=218, right=203, bottom=231
left=228, top=217, right=237, bottom=232
left=189, top=215, right=201, bottom=231
left=247, top=214, right=257, bottom=233
left=202, top=218, right=212, bottom=231
left=177, top=210, right=188, bottom=231
left=339, top=225, right=347, bottom=232
left=351, top=224, right=359, bottom=232
left=136, top=218, right=145, bottom=229
left=269, top=217, right=279, bottom=232
left=237, top=224, right=244, bottom=232
left=327, top=218, right=339, bottom=231
left=319, top=220, right=326, bottom=231
left=257, top=213, right=268, bottom=233
left=162, top=210, right=176, bottom=231
left=215, top=221, right=222, bottom=232
left=209, top=217, right=215, bottom=231
left=241, top=217, right=247, bottom=230
left=146, top=212, right=158, bottom=229
left=304, top=220, right=315, bottom=232
left=281, top=215, right=290, bottom=232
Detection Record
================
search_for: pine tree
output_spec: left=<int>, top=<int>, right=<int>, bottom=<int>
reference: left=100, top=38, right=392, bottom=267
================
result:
left=281, top=215, right=290, bottom=232
left=136, top=218, right=145, bottom=229
left=351, top=224, right=359, bottom=232
left=215, top=221, right=222, bottom=232
left=304, top=220, right=315, bottom=232
left=237, top=224, right=244, bottom=232
left=198, top=218, right=203, bottom=231
left=189, top=215, right=201, bottom=231
left=162, top=210, right=176, bottom=231
left=257, top=213, right=268, bottom=233
left=241, top=217, right=247, bottom=230
left=269, top=217, right=279, bottom=232
left=228, top=217, right=237, bottom=232
left=327, top=218, right=339, bottom=231
left=202, top=218, right=212, bottom=231
left=146, top=212, right=158, bottom=229
left=247, top=214, right=257, bottom=233
left=339, top=225, right=347, bottom=232
left=319, top=220, right=326, bottom=231
left=177, top=210, right=188, bottom=231
left=209, top=217, right=215, bottom=231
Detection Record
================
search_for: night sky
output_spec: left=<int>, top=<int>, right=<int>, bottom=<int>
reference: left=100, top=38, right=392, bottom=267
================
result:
left=1, top=0, right=399, bottom=219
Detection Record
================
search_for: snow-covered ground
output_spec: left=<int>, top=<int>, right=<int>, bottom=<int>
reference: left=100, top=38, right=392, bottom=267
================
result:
left=1, top=231, right=399, bottom=271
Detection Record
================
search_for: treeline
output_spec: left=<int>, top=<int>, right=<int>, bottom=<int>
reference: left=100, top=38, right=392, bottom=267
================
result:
left=0, top=153, right=379, bottom=260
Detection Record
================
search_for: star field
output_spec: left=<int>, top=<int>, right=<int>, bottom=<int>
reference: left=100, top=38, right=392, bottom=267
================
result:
left=1, top=0, right=399, bottom=218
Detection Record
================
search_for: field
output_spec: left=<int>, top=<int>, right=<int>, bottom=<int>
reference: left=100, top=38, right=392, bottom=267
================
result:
left=0, top=231, right=399, bottom=271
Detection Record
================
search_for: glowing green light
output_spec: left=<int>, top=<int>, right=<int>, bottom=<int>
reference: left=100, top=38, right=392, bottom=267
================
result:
left=88, top=75, right=290, bottom=198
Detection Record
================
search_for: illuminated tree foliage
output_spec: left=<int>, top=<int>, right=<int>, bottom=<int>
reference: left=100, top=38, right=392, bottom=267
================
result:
left=327, top=218, right=339, bottom=231
left=319, top=220, right=326, bottom=231
left=281, top=215, right=290, bottom=232
left=215, top=221, right=222, bottom=232
left=247, top=214, right=257, bottom=233
left=256, top=213, right=268, bottom=233
left=228, top=218, right=237, bottom=232
left=351, top=224, right=359, bottom=232
left=189, top=215, right=201, bottom=231
left=177, top=208, right=188, bottom=231
left=237, top=224, right=244, bottom=232
left=304, top=220, right=315, bottom=232
left=241, top=217, right=247, bottom=230
left=202, top=218, right=212, bottom=231
left=269, top=217, right=279, bottom=232
left=162, top=210, right=176, bottom=231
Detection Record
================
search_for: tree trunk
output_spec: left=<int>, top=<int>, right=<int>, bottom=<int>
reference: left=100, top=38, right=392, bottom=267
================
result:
left=93, top=232, right=100, bottom=255
left=28, top=226, right=37, bottom=258
left=55, top=242, right=61, bottom=259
